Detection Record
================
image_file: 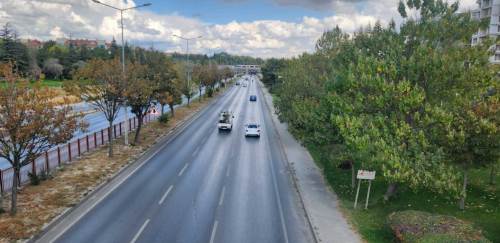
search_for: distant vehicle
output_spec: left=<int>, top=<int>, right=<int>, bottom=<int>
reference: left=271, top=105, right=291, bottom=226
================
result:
left=218, top=111, right=234, bottom=131
left=249, top=95, right=257, bottom=101
left=245, top=123, right=261, bottom=137
left=235, top=81, right=241, bottom=85
left=242, top=82, right=248, bottom=87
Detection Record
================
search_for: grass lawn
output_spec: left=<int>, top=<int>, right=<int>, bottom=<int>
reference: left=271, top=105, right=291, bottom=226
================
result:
left=40, top=79, right=64, bottom=88
left=307, top=144, right=500, bottom=243
left=0, top=79, right=64, bottom=88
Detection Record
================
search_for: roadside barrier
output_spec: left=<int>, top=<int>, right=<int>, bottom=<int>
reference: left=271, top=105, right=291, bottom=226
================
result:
left=0, top=113, right=156, bottom=193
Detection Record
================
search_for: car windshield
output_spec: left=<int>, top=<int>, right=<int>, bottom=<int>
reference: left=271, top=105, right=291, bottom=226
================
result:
left=248, top=124, right=258, bottom=128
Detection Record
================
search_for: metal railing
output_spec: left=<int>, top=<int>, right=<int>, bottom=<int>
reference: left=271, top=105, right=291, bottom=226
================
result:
left=0, top=113, right=156, bottom=193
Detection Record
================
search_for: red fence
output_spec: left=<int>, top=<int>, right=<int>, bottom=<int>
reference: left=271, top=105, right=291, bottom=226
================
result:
left=0, top=113, right=156, bottom=193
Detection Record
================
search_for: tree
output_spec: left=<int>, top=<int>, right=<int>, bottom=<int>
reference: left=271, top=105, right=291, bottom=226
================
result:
left=43, top=58, right=64, bottom=79
left=175, top=62, right=194, bottom=106
left=0, top=23, right=30, bottom=75
left=68, top=58, right=126, bottom=157
left=0, top=63, right=80, bottom=215
left=192, top=64, right=205, bottom=101
left=125, top=63, right=156, bottom=144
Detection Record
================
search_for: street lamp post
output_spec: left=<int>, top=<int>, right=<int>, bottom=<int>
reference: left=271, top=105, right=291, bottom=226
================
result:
left=92, top=0, right=151, bottom=146
left=172, top=34, right=202, bottom=105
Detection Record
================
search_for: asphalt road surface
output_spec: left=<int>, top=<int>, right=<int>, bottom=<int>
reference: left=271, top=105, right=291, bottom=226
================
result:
left=49, top=76, right=314, bottom=243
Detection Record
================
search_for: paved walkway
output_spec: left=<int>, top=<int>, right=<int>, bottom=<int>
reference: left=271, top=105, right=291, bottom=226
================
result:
left=260, top=82, right=362, bottom=243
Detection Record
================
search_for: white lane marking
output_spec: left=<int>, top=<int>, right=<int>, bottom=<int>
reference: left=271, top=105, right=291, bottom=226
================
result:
left=178, top=163, right=189, bottom=176
left=130, top=219, right=150, bottom=243
left=48, top=146, right=155, bottom=243
left=158, top=185, right=174, bottom=205
left=47, top=78, right=237, bottom=243
left=226, top=166, right=230, bottom=177
left=259, top=94, right=290, bottom=243
left=218, top=186, right=226, bottom=206
left=192, top=146, right=201, bottom=157
left=209, top=220, right=219, bottom=243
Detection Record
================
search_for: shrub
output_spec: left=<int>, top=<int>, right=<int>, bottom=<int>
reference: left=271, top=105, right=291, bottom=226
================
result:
left=28, top=172, right=40, bottom=185
left=207, top=87, right=214, bottom=97
left=387, top=210, right=490, bottom=243
left=159, top=113, right=169, bottom=124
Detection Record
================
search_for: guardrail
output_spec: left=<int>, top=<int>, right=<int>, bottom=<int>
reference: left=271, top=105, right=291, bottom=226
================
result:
left=0, top=113, right=157, bottom=193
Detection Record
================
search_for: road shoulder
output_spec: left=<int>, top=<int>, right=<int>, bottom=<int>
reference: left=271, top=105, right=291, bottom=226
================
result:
left=259, top=82, right=362, bottom=243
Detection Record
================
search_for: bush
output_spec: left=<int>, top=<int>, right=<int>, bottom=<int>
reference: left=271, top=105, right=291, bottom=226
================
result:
left=158, top=113, right=169, bottom=124
left=28, top=172, right=40, bottom=185
left=207, top=87, right=214, bottom=97
left=387, top=210, right=490, bottom=243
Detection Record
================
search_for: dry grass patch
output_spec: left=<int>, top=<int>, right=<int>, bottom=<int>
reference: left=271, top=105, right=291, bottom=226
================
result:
left=0, top=93, right=218, bottom=242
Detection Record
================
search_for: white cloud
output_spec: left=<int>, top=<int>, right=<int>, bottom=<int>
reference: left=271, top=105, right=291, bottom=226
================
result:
left=0, top=0, right=479, bottom=58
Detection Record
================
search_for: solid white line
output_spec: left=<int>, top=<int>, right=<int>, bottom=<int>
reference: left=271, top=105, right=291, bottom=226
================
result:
left=158, top=185, right=173, bottom=205
left=218, top=186, right=226, bottom=206
left=130, top=219, right=150, bottom=243
left=209, top=220, right=219, bottom=243
left=178, top=163, right=189, bottom=176
left=226, top=166, right=230, bottom=177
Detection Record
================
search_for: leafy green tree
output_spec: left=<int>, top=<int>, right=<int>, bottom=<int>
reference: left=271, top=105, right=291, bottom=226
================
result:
left=0, top=23, right=30, bottom=75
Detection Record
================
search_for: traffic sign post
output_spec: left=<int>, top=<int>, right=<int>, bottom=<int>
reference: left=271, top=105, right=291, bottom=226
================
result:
left=354, top=170, right=376, bottom=209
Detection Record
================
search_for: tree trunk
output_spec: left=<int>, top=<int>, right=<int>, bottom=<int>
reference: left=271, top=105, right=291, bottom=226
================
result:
left=10, top=167, right=19, bottom=215
left=199, top=87, right=202, bottom=102
left=161, top=104, right=165, bottom=116
left=0, top=192, right=3, bottom=213
left=351, top=161, right=356, bottom=189
left=169, top=104, right=175, bottom=117
left=490, top=164, right=497, bottom=185
left=134, top=115, right=143, bottom=144
left=383, top=183, right=398, bottom=202
left=459, top=169, right=468, bottom=210
left=187, top=97, right=191, bottom=106
left=108, top=121, right=113, bottom=157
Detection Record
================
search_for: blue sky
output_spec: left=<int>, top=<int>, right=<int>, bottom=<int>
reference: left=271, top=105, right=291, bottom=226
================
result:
left=0, top=0, right=477, bottom=58
left=146, top=0, right=331, bottom=23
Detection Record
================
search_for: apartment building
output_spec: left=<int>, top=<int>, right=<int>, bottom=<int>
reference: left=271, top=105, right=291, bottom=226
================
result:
left=471, top=0, right=500, bottom=63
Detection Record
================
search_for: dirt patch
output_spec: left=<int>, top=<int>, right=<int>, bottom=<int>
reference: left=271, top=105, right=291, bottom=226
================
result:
left=0, top=92, right=220, bottom=242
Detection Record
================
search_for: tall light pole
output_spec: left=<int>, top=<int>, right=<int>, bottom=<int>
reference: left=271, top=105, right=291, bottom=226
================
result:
left=92, top=0, right=151, bottom=146
left=172, top=34, right=202, bottom=104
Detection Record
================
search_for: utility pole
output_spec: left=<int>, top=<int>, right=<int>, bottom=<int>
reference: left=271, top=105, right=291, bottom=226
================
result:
left=92, top=0, right=151, bottom=146
left=173, top=34, right=202, bottom=105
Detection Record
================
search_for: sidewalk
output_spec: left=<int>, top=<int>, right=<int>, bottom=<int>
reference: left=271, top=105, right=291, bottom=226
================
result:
left=260, top=82, right=361, bottom=243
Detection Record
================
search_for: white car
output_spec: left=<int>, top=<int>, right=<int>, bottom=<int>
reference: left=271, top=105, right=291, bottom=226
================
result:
left=245, top=123, right=261, bottom=137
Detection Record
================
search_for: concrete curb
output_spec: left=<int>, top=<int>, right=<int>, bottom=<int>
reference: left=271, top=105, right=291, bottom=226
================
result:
left=29, top=88, right=230, bottom=243
left=257, top=82, right=320, bottom=243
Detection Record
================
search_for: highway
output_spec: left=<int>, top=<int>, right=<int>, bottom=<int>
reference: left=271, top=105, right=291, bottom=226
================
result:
left=45, top=76, right=314, bottom=243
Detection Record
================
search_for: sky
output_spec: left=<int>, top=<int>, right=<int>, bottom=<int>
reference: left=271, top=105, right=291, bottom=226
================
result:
left=0, top=0, right=478, bottom=58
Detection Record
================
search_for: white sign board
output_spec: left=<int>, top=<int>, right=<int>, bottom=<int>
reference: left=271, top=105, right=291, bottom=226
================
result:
left=357, top=170, right=376, bottom=180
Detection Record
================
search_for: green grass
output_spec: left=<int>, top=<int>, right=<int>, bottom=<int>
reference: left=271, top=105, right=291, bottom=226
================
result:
left=40, top=79, right=64, bottom=88
left=0, top=79, right=64, bottom=88
left=307, top=144, right=500, bottom=243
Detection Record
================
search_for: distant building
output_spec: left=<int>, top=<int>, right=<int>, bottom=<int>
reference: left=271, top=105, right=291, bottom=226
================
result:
left=20, top=39, right=43, bottom=49
left=53, top=38, right=109, bottom=49
left=471, top=0, right=500, bottom=63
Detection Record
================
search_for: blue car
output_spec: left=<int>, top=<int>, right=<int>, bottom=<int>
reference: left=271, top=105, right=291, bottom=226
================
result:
left=249, top=95, right=257, bottom=102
